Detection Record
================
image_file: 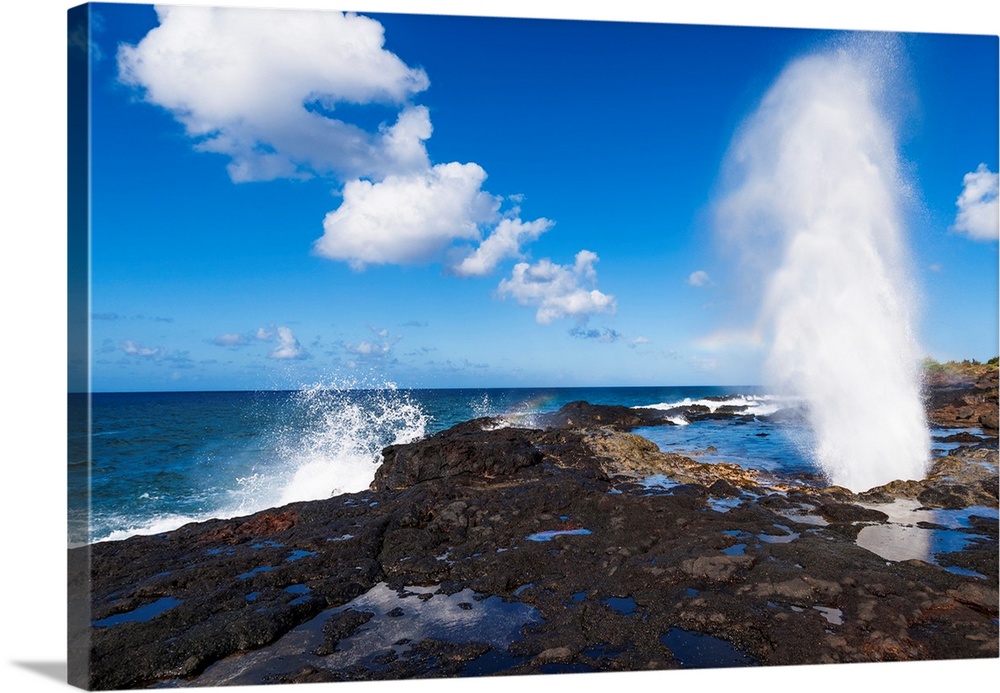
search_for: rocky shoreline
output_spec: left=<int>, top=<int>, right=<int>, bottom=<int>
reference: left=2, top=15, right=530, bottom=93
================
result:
left=71, top=375, right=999, bottom=689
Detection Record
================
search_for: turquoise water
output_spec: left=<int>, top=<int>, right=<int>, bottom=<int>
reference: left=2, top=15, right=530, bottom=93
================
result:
left=70, top=384, right=810, bottom=545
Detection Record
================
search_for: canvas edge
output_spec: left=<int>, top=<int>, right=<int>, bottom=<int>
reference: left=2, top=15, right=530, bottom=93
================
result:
left=67, top=2, right=93, bottom=689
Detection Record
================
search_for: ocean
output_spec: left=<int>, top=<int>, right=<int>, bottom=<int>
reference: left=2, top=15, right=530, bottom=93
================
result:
left=69, top=384, right=827, bottom=546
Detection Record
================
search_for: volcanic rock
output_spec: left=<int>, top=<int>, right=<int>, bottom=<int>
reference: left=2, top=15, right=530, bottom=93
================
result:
left=74, top=399, right=999, bottom=689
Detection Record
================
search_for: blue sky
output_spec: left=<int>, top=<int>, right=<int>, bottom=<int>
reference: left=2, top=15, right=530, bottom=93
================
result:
left=80, top=2, right=998, bottom=392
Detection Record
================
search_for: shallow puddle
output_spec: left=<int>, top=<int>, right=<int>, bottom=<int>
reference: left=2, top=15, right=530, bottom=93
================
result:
left=93, top=596, right=182, bottom=627
left=707, top=496, right=743, bottom=513
left=721, top=543, right=747, bottom=556
left=236, top=565, right=277, bottom=580
left=639, top=474, right=679, bottom=492
left=855, top=499, right=996, bottom=575
left=525, top=528, right=592, bottom=542
left=659, top=627, right=758, bottom=668
left=185, top=582, right=541, bottom=686
left=285, top=549, right=316, bottom=562
left=602, top=596, right=639, bottom=616
left=813, top=606, right=843, bottom=625
left=757, top=524, right=800, bottom=544
left=776, top=508, right=829, bottom=526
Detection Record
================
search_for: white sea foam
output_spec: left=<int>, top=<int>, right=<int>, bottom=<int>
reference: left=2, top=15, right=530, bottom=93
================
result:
left=95, top=513, right=210, bottom=544
left=272, top=381, right=428, bottom=504
left=641, top=394, right=790, bottom=421
left=716, top=38, right=930, bottom=491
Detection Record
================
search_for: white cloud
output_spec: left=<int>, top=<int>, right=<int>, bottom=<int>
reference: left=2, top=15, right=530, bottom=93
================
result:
left=255, top=326, right=274, bottom=341
left=345, top=341, right=391, bottom=356
left=344, top=325, right=400, bottom=360
left=498, top=250, right=616, bottom=324
left=118, top=6, right=604, bottom=316
left=316, top=172, right=554, bottom=273
left=314, top=162, right=500, bottom=269
left=121, top=340, right=194, bottom=367
left=688, top=270, right=711, bottom=287
left=269, top=326, right=308, bottom=360
left=452, top=217, right=554, bottom=277
left=953, top=163, right=999, bottom=241
left=117, top=6, right=431, bottom=182
left=122, top=340, right=162, bottom=357
left=212, top=333, right=249, bottom=347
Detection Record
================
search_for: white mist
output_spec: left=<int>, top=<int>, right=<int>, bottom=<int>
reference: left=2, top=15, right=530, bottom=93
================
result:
left=717, top=43, right=931, bottom=492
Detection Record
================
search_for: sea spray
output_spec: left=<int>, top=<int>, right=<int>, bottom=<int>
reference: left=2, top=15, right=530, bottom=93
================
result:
left=272, top=381, right=428, bottom=504
left=717, top=41, right=931, bottom=491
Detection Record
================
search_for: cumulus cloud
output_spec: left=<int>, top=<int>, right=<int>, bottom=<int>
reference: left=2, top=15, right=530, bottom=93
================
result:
left=314, top=163, right=499, bottom=268
left=117, top=6, right=430, bottom=182
left=452, top=217, right=554, bottom=277
left=953, top=163, right=999, bottom=241
left=268, top=326, right=308, bottom=360
left=688, top=270, right=711, bottom=287
left=498, top=250, right=616, bottom=324
left=119, top=7, right=612, bottom=317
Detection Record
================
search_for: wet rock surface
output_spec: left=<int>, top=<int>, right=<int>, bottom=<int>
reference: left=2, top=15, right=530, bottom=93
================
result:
left=77, top=398, right=999, bottom=689
left=925, top=362, right=999, bottom=432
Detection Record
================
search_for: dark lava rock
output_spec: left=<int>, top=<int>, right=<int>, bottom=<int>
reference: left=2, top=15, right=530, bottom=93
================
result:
left=758, top=407, right=808, bottom=423
left=708, top=479, right=742, bottom=498
left=75, top=402, right=999, bottom=689
left=816, top=502, right=889, bottom=523
left=981, top=411, right=1000, bottom=431
left=926, top=363, right=999, bottom=433
left=918, top=484, right=993, bottom=510
left=313, top=609, right=373, bottom=656
left=935, top=432, right=985, bottom=444
left=373, top=426, right=544, bottom=490
left=536, top=401, right=668, bottom=430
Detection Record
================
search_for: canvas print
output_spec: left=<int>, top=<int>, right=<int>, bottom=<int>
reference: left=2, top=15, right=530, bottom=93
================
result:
left=67, top=3, right=999, bottom=689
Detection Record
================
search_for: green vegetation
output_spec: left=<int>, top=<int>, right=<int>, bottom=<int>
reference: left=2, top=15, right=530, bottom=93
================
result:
left=922, top=356, right=999, bottom=379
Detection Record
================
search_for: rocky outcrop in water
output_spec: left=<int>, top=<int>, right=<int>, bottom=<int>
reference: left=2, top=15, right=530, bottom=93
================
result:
left=73, top=399, right=999, bottom=689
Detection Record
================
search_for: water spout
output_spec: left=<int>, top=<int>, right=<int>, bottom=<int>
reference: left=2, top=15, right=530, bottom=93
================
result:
left=717, top=40, right=930, bottom=491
